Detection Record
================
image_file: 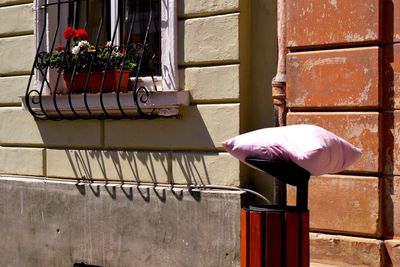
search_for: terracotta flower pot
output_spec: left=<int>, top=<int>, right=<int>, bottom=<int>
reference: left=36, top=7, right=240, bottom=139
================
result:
left=63, top=70, right=130, bottom=94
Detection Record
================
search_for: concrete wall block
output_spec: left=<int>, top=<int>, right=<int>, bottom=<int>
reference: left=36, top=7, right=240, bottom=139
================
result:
left=0, top=107, right=45, bottom=145
left=182, top=65, right=240, bottom=102
left=178, top=0, right=239, bottom=17
left=0, top=107, right=102, bottom=147
left=179, top=14, right=239, bottom=64
left=0, top=147, right=44, bottom=176
left=0, top=35, right=34, bottom=75
left=0, top=4, right=33, bottom=36
left=287, top=47, right=381, bottom=109
left=104, top=104, right=239, bottom=150
left=383, top=176, right=400, bottom=238
left=0, top=75, right=30, bottom=104
left=47, top=149, right=171, bottom=183
left=385, top=239, right=400, bottom=266
left=0, top=178, right=242, bottom=266
left=287, top=112, right=381, bottom=173
left=288, top=175, right=380, bottom=236
left=310, top=233, right=383, bottom=266
left=172, top=152, right=239, bottom=186
left=287, top=0, right=380, bottom=48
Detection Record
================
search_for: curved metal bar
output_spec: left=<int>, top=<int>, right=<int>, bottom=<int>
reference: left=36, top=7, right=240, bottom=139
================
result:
left=62, top=2, right=87, bottom=120
left=99, top=46, right=119, bottom=119
left=51, top=0, right=74, bottom=120
left=80, top=0, right=107, bottom=119
left=26, top=0, right=63, bottom=120
left=28, top=0, right=50, bottom=119
left=71, top=0, right=93, bottom=120
left=65, top=40, right=86, bottom=119
left=57, top=0, right=92, bottom=120
left=133, top=0, right=157, bottom=119
left=80, top=23, right=104, bottom=119
left=97, top=0, right=117, bottom=120
left=116, top=10, right=139, bottom=119
left=27, top=0, right=166, bottom=121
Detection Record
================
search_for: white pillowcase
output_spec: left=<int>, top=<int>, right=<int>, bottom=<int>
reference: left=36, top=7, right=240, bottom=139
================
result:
left=222, top=124, right=362, bottom=176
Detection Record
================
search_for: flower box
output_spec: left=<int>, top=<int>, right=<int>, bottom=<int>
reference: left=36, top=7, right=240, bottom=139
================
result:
left=63, top=70, right=130, bottom=94
left=41, top=26, right=137, bottom=95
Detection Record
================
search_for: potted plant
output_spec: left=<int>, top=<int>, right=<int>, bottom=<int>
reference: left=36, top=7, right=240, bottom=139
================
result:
left=43, top=27, right=137, bottom=94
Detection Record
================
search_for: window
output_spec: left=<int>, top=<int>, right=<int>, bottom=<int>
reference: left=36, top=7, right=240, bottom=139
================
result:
left=24, top=0, right=187, bottom=120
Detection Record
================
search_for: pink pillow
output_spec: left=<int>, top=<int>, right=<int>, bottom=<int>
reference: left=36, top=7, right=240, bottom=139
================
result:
left=222, top=124, right=362, bottom=176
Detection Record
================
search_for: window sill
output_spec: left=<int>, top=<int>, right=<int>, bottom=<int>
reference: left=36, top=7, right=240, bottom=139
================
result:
left=21, top=90, right=190, bottom=119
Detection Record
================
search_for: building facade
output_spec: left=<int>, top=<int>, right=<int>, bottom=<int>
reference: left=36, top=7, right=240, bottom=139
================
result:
left=285, top=0, right=400, bottom=266
left=3, top=0, right=398, bottom=266
left=0, top=0, right=276, bottom=266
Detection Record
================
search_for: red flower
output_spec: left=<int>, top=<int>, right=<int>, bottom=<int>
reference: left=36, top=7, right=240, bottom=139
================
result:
left=63, top=27, right=75, bottom=40
left=55, top=45, right=65, bottom=52
left=132, top=35, right=141, bottom=43
left=74, top=28, right=88, bottom=40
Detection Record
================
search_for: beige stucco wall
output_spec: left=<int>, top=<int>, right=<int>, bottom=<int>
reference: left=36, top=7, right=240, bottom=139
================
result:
left=240, top=0, right=277, bottom=199
left=0, top=0, right=276, bottom=191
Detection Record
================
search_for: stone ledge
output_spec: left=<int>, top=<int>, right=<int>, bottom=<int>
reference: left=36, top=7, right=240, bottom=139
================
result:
left=310, top=233, right=384, bottom=266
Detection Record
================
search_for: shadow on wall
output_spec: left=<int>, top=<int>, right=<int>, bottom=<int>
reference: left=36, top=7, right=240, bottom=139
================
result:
left=64, top=150, right=170, bottom=184
left=34, top=105, right=222, bottom=149
left=382, top=0, right=395, bottom=245
left=58, top=149, right=218, bottom=187
left=30, top=103, right=238, bottom=185
left=173, top=153, right=213, bottom=185
left=65, top=149, right=207, bottom=202
left=73, top=181, right=202, bottom=203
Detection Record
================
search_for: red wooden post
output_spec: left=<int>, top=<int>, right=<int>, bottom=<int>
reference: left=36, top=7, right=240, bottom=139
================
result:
left=265, top=211, right=283, bottom=267
left=285, top=211, right=299, bottom=267
left=240, top=209, right=249, bottom=267
left=249, top=211, right=264, bottom=267
left=300, top=211, right=310, bottom=267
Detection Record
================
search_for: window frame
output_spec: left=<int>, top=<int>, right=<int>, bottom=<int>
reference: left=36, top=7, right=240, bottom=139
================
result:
left=24, top=0, right=187, bottom=119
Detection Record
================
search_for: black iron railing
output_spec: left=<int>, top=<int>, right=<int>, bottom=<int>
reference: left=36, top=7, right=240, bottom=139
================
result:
left=25, top=0, right=165, bottom=120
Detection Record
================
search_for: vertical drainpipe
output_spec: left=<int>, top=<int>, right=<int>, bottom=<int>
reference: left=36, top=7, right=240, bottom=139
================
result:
left=272, top=0, right=287, bottom=206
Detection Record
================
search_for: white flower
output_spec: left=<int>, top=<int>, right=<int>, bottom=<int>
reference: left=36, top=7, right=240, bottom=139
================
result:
left=78, top=40, right=89, bottom=48
left=71, top=46, right=80, bottom=55
left=111, top=50, right=119, bottom=57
